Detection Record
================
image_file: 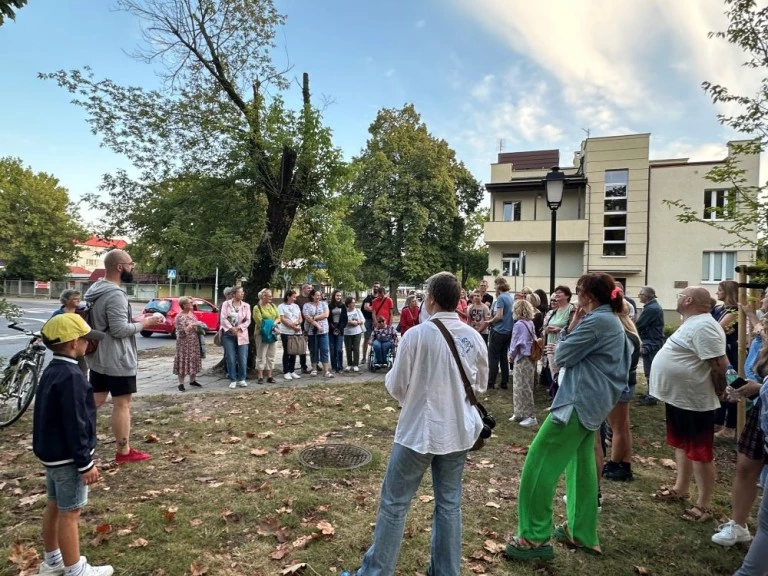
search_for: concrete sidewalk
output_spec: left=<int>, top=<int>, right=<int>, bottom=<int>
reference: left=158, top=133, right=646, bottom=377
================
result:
left=135, top=347, right=386, bottom=397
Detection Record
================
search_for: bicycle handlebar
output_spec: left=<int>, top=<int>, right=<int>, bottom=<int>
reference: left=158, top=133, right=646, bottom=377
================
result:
left=7, top=322, right=41, bottom=337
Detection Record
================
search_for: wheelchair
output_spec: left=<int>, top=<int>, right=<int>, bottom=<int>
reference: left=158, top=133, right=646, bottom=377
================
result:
left=368, top=339, right=396, bottom=372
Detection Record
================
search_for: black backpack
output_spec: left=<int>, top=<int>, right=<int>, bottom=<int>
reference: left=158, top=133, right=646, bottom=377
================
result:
left=76, top=304, right=100, bottom=355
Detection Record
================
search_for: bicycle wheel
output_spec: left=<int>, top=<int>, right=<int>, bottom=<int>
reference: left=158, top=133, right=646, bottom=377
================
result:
left=0, top=364, right=38, bottom=428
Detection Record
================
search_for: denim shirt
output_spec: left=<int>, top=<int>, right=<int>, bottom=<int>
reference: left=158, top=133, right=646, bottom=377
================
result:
left=760, top=376, right=768, bottom=444
left=551, top=305, right=632, bottom=431
left=745, top=335, right=763, bottom=383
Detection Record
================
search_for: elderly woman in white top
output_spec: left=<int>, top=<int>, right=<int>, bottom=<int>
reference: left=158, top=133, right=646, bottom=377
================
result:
left=352, top=272, right=489, bottom=576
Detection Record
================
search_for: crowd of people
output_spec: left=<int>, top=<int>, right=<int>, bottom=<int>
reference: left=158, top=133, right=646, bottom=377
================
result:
left=30, top=252, right=768, bottom=575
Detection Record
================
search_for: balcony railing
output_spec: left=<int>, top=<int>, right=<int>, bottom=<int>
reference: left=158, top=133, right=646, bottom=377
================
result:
left=484, top=219, right=589, bottom=243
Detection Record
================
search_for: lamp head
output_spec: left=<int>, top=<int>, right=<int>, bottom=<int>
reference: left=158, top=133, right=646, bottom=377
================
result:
left=545, top=166, right=565, bottom=210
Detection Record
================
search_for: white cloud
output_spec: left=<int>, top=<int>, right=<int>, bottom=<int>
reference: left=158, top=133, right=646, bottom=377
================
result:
left=470, top=74, right=495, bottom=101
left=384, top=68, right=395, bottom=78
left=415, top=19, right=426, bottom=28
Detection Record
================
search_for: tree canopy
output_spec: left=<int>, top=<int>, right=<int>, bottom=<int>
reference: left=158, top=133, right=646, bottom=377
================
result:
left=0, top=0, right=27, bottom=25
left=0, top=157, right=86, bottom=279
left=347, top=104, right=484, bottom=294
left=41, top=0, right=345, bottom=294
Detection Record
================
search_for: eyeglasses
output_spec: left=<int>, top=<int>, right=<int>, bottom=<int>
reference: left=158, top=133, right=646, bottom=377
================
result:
left=677, top=292, right=690, bottom=299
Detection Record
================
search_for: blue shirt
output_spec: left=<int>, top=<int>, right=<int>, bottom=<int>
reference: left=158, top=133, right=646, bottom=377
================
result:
left=491, top=291, right=514, bottom=335
left=745, top=335, right=763, bottom=382
left=551, top=305, right=632, bottom=431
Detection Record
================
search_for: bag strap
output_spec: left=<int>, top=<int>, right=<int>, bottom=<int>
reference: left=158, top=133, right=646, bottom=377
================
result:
left=524, top=321, right=537, bottom=341
left=431, top=318, right=478, bottom=407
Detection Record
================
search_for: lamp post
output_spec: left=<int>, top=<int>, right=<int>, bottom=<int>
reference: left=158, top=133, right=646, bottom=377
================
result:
left=545, top=167, right=565, bottom=294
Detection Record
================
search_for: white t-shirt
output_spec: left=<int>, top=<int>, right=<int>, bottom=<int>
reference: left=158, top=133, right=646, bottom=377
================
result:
left=649, top=313, right=725, bottom=411
left=277, top=303, right=302, bottom=335
left=344, top=308, right=364, bottom=336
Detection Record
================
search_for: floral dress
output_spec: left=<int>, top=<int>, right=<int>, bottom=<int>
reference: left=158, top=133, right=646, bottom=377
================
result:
left=173, top=313, right=202, bottom=377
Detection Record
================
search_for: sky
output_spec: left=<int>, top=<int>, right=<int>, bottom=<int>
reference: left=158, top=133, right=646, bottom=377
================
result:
left=0, top=0, right=762, bottom=226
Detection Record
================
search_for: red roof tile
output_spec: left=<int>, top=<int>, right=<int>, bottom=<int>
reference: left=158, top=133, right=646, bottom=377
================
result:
left=68, top=266, right=91, bottom=275
left=81, top=236, right=128, bottom=249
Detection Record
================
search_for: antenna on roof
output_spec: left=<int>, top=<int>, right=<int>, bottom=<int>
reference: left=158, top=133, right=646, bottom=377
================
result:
left=582, top=128, right=590, bottom=139
left=498, top=139, right=504, bottom=152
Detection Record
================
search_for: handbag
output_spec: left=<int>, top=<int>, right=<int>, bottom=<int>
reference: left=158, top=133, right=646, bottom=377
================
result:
left=285, top=334, right=307, bottom=356
left=431, top=319, right=495, bottom=451
left=524, top=323, right=544, bottom=363
left=213, top=329, right=223, bottom=347
left=257, top=305, right=278, bottom=344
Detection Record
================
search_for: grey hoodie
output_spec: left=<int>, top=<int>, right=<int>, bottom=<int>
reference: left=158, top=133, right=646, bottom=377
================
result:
left=84, top=279, right=142, bottom=377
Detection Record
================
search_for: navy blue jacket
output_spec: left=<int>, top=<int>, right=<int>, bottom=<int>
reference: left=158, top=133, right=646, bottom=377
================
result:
left=33, top=356, right=96, bottom=473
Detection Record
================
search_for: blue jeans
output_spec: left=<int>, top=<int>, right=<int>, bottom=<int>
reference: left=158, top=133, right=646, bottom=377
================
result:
left=308, top=333, right=330, bottom=367
left=357, top=443, right=468, bottom=576
left=329, top=331, right=344, bottom=371
left=372, top=340, right=393, bottom=365
left=45, top=465, right=88, bottom=512
left=222, top=333, right=248, bottom=382
left=734, top=485, right=768, bottom=575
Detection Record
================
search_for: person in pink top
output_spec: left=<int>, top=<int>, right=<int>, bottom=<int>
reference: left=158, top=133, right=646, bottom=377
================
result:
left=456, top=289, right=469, bottom=324
left=219, top=286, right=251, bottom=389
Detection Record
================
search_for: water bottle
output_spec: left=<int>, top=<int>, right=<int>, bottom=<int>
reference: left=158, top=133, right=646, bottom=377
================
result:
left=726, top=366, right=739, bottom=387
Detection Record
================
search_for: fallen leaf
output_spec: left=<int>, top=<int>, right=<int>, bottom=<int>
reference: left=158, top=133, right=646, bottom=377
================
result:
left=634, top=567, right=650, bottom=575
left=258, top=518, right=290, bottom=543
left=246, top=431, right=256, bottom=438
left=485, top=502, right=501, bottom=509
left=281, top=563, right=307, bottom=575
left=90, top=534, right=109, bottom=547
left=228, top=409, right=243, bottom=415
left=291, top=534, right=315, bottom=549
left=354, top=421, right=365, bottom=428
left=278, top=445, right=294, bottom=455
left=212, top=450, right=227, bottom=456
left=258, top=431, right=275, bottom=439
left=7, top=542, right=39, bottom=571
left=362, top=404, right=371, bottom=411
left=469, top=564, right=486, bottom=574
left=382, top=406, right=396, bottom=412
left=164, top=506, right=178, bottom=522
left=224, top=436, right=242, bottom=444
left=116, top=528, right=133, bottom=536
left=207, top=482, right=224, bottom=488
left=270, top=543, right=291, bottom=560
left=163, top=525, right=175, bottom=533
left=659, top=458, right=677, bottom=470
left=190, top=561, right=208, bottom=576
left=265, top=469, right=278, bottom=475
left=418, top=495, right=434, bottom=503
left=144, top=433, right=160, bottom=443
left=195, top=477, right=216, bottom=483
left=483, top=539, right=504, bottom=554
left=251, top=448, right=269, bottom=457
left=129, top=537, right=149, bottom=548
left=94, top=523, right=113, bottom=534
left=316, top=520, right=335, bottom=535
left=18, top=493, right=46, bottom=507
left=170, top=456, right=186, bottom=464
left=189, top=519, right=203, bottom=527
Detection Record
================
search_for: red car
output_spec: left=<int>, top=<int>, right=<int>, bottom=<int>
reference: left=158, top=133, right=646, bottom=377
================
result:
left=134, top=297, right=220, bottom=338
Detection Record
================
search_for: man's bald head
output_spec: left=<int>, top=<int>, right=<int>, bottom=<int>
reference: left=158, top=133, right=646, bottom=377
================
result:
left=104, top=249, right=131, bottom=271
left=677, top=285, right=714, bottom=315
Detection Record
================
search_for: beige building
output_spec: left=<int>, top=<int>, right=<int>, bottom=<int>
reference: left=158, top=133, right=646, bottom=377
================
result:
left=71, top=236, right=128, bottom=272
left=484, top=134, right=759, bottom=314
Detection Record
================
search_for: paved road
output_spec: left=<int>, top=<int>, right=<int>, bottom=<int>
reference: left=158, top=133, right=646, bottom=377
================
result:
left=0, top=298, right=176, bottom=361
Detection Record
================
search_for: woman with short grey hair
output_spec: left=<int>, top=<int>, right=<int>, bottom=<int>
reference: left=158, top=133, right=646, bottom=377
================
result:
left=51, top=289, right=81, bottom=317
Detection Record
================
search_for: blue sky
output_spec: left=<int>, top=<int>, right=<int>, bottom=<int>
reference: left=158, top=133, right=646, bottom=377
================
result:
left=0, top=0, right=759, bottom=225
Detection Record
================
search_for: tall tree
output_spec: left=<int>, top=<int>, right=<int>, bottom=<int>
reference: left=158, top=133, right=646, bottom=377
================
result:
left=0, top=157, right=86, bottom=279
left=457, top=208, right=490, bottom=288
left=347, top=104, right=483, bottom=298
left=41, top=0, right=345, bottom=296
left=0, top=0, right=27, bottom=25
left=663, top=0, right=765, bottom=247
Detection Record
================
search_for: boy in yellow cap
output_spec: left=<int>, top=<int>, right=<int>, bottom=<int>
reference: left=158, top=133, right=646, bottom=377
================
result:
left=33, top=314, right=113, bottom=576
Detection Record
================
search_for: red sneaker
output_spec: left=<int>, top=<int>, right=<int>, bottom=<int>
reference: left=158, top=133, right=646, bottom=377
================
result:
left=116, top=448, right=152, bottom=464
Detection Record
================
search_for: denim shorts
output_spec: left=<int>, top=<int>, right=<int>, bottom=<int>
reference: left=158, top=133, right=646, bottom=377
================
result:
left=45, top=465, right=88, bottom=511
left=619, top=384, right=636, bottom=403
left=364, top=318, right=374, bottom=339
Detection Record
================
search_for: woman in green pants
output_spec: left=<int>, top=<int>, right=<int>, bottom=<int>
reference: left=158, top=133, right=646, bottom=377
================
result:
left=506, top=272, right=632, bottom=561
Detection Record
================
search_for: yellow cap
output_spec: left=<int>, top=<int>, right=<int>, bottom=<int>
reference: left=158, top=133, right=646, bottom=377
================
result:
left=41, top=313, right=105, bottom=347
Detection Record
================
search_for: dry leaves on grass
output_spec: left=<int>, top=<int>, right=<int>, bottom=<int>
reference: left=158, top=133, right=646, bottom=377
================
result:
left=164, top=506, right=178, bottom=522
left=190, top=561, right=208, bottom=575
left=281, top=563, right=307, bottom=575
left=634, top=567, right=650, bottom=575
left=7, top=542, right=40, bottom=573
left=129, top=537, right=149, bottom=548
left=258, top=517, right=290, bottom=543
left=251, top=448, right=269, bottom=457
left=144, top=433, right=160, bottom=443
left=485, top=502, right=501, bottom=509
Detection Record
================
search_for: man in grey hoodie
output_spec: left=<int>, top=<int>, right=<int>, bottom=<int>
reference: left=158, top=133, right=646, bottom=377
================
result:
left=85, top=249, right=161, bottom=464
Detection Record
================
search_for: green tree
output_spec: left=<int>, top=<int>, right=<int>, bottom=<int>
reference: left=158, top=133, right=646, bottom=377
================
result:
left=41, top=0, right=345, bottom=296
left=347, top=104, right=484, bottom=298
left=0, top=157, right=86, bottom=279
left=0, top=0, right=27, bottom=25
left=663, top=0, right=765, bottom=247
left=457, top=208, right=489, bottom=288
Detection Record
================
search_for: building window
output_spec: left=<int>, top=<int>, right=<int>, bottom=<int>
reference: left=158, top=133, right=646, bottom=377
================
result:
left=502, top=201, right=521, bottom=222
left=704, top=189, right=733, bottom=221
left=702, top=251, right=736, bottom=282
left=501, top=252, right=520, bottom=276
left=603, top=169, right=628, bottom=256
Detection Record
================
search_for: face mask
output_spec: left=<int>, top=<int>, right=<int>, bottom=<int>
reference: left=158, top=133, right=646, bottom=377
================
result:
left=120, top=269, right=134, bottom=283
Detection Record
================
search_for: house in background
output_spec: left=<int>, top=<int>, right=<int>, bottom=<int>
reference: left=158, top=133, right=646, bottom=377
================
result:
left=72, top=236, right=128, bottom=272
left=484, top=134, right=759, bottom=317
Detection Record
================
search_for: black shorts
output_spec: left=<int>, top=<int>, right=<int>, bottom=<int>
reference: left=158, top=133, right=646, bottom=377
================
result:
left=665, top=404, right=715, bottom=462
left=89, top=370, right=137, bottom=397
left=737, top=405, right=768, bottom=462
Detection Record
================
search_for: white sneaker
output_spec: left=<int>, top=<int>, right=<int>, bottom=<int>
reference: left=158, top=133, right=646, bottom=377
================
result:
left=83, top=562, right=114, bottom=576
left=344, top=366, right=352, bottom=372
left=712, top=520, right=752, bottom=546
left=291, top=372, right=301, bottom=380
left=228, top=382, right=237, bottom=389
left=353, top=366, right=359, bottom=372
left=237, top=380, right=248, bottom=387
left=284, top=373, right=294, bottom=381
left=38, top=556, right=77, bottom=575
left=519, top=417, right=538, bottom=428
left=508, top=414, right=521, bottom=422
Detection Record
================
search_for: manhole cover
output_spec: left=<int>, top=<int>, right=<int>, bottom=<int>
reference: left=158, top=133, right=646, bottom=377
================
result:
left=298, top=444, right=372, bottom=470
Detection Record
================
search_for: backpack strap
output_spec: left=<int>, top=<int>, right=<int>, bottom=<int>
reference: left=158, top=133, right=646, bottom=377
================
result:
left=431, top=318, right=478, bottom=407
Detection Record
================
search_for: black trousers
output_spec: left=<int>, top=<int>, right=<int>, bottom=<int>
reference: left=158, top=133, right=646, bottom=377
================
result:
left=487, top=330, right=511, bottom=387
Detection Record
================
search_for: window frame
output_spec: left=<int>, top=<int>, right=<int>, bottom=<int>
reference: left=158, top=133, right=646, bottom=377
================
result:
left=501, top=252, right=520, bottom=277
left=701, top=251, right=736, bottom=283
left=703, top=189, right=733, bottom=221
left=602, top=169, right=629, bottom=257
left=502, top=200, right=522, bottom=222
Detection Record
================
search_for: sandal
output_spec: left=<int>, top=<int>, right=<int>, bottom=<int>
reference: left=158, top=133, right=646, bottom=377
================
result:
left=553, top=524, right=602, bottom=555
left=681, top=505, right=713, bottom=523
left=504, top=536, right=554, bottom=561
left=653, top=487, right=690, bottom=502
left=310, top=370, right=318, bottom=377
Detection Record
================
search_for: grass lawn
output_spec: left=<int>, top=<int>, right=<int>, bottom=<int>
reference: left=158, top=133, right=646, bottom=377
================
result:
left=0, top=377, right=754, bottom=576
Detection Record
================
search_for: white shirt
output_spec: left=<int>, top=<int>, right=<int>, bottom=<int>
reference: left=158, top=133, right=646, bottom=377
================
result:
left=344, top=308, right=364, bottom=336
left=649, top=313, right=725, bottom=412
left=277, top=303, right=301, bottom=335
left=386, top=311, right=489, bottom=454
left=418, top=301, right=431, bottom=323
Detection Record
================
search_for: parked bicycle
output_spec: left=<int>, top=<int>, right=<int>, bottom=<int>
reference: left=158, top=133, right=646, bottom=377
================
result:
left=0, top=322, right=47, bottom=428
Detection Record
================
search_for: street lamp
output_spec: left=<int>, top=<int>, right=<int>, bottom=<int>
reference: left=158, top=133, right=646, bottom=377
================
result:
left=545, top=166, right=565, bottom=294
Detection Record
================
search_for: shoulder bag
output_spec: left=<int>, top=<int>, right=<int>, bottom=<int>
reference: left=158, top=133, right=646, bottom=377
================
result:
left=286, top=333, right=307, bottom=356
left=431, top=319, right=495, bottom=451
left=524, top=322, right=544, bottom=363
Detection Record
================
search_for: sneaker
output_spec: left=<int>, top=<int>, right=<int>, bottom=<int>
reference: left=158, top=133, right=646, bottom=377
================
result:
left=712, top=520, right=752, bottom=546
left=81, top=558, right=114, bottom=576
left=291, top=372, right=301, bottom=380
left=39, top=556, right=75, bottom=576
left=637, top=394, right=658, bottom=406
left=508, top=414, right=522, bottom=422
left=562, top=492, right=602, bottom=512
left=352, top=366, right=359, bottom=372
left=325, top=372, right=335, bottom=378
left=603, top=461, right=634, bottom=482
left=237, top=380, right=248, bottom=387
left=284, top=373, right=293, bottom=381
left=267, top=377, right=276, bottom=384
left=519, top=417, right=538, bottom=428
left=229, top=381, right=237, bottom=389
left=344, top=366, right=352, bottom=372
left=116, top=448, right=152, bottom=464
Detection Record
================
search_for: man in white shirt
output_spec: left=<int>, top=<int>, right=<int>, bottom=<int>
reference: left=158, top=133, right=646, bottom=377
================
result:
left=650, top=286, right=728, bottom=522
left=352, top=272, right=488, bottom=576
